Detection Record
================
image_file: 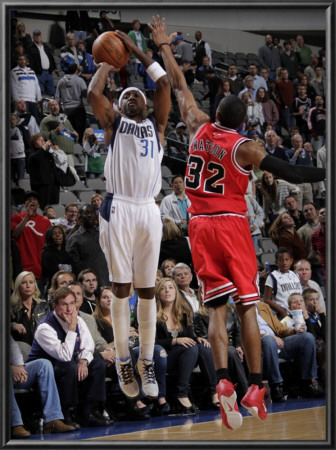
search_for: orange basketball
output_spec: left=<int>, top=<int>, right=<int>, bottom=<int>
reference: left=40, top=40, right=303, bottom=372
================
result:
left=92, top=31, right=131, bottom=68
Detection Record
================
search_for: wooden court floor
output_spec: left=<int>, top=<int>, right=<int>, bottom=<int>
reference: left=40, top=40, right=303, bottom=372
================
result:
left=94, top=406, right=326, bottom=442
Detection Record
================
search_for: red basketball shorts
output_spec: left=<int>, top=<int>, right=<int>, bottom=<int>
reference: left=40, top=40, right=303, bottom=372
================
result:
left=188, top=214, right=260, bottom=307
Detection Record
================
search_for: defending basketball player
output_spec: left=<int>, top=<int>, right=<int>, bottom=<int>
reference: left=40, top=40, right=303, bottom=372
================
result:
left=88, top=30, right=171, bottom=400
left=149, top=16, right=326, bottom=429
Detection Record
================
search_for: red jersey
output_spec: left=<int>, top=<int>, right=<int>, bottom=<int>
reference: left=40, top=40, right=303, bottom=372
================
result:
left=11, top=213, right=52, bottom=279
left=185, top=122, right=251, bottom=216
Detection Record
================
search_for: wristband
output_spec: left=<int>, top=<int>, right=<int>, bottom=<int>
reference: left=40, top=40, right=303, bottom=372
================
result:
left=158, top=42, right=170, bottom=50
left=146, top=61, right=166, bottom=82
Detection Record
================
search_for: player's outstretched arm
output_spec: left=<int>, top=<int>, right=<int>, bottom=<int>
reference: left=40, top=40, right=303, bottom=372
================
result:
left=237, top=141, right=326, bottom=184
left=148, top=15, right=209, bottom=138
left=116, top=29, right=171, bottom=145
left=88, top=63, right=118, bottom=144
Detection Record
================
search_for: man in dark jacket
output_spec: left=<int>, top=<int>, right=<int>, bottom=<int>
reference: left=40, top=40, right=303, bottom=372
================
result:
left=26, top=30, right=57, bottom=97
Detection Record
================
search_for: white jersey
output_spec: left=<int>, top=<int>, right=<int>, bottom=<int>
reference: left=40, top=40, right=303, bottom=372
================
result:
left=265, top=269, right=302, bottom=313
left=104, top=115, right=163, bottom=199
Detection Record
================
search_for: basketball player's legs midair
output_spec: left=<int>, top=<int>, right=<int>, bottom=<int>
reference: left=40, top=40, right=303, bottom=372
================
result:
left=112, top=283, right=158, bottom=399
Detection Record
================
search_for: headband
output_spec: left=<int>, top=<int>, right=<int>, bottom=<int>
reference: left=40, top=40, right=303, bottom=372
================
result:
left=118, top=87, right=147, bottom=109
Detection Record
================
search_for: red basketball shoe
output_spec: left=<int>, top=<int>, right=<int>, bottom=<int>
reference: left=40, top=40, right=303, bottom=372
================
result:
left=216, top=379, right=243, bottom=430
left=241, top=384, right=267, bottom=420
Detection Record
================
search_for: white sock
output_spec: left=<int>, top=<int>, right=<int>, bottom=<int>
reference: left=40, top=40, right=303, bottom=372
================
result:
left=111, top=295, right=131, bottom=361
left=137, top=297, right=156, bottom=361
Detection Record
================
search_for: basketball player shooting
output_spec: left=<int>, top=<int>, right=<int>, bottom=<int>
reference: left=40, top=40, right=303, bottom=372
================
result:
left=149, top=16, right=326, bottom=429
left=88, top=30, right=171, bottom=400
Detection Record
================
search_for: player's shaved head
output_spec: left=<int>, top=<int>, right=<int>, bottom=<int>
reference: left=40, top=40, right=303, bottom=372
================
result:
left=216, top=96, right=246, bottom=130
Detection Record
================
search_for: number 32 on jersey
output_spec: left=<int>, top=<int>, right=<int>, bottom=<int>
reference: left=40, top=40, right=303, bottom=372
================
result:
left=185, top=155, right=225, bottom=194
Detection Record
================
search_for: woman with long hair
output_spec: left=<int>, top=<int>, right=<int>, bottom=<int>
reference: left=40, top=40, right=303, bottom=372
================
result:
left=259, top=171, right=300, bottom=225
left=155, top=277, right=200, bottom=414
left=268, top=212, right=308, bottom=263
left=10, top=271, right=50, bottom=345
left=42, top=224, right=75, bottom=292
left=94, top=286, right=170, bottom=416
left=255, top=87, right=280, bottom=132
left=214, top=78, right=233, bottom=111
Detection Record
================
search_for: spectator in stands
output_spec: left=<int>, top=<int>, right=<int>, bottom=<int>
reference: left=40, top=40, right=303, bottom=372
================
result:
left=10, top=40, right=29, bottom=69
left=280, top=40, right=300, bottom=84
left=155, top=278, right=199, bottom=415
left=256, top=300, right=324, bottom=402
left=276, top=68, right=296, bottom=133
left=16, top=21, right=32, bottom=50
left=180, top=59, right=195, bottom=87
left=302, top=288, right=326, bottom=381
left=27, top=286, right=110, bottom=428
left=245, top=192, right=265, bottom=253
left=192, top=30, right=212, bottom=68
left=10, top=336, right=75, bottom=438
left=310, top=66, right=325, bottom=100
left=257, top=34, right=281, bottom=80
left=59, top=203, right=79, bottom=232
left=11, top=191, right=52, bottom=293
left=66, top=204, right=110, bottom=286
left=166, top=122, right=189, bottom=160
left=42, top=224, right=75, bottom=290
left=263, top=247, right=301, bottom=318
left=242, top=90, right=264, bottom=137
left=288, top=133, right=314, bottom=209
left=173, top=34, right=194, bottom=64
left=295, top=35, right=312, bottom=72
left=13, top=98, right=40, bottom=170
left=47, top=269, right=76, bottom=304
left=96, top=10, right=115, bottom=35
left=26, top=30, right=57, bottom=97
left=255, top=88, right=279, bottom=133
left=268, top=213, right=308, bottom=264
left=28, top=133, right=63, bottom=209
left=11, top=54, right=42, bottom=125
left=195, top=56, right=217, bottom=85
left=297, top=73, right=316, bottom=101
left=272, top=36, right=283, bottom=55
left=78, top=269, right=99, bottom=314
left=238, top=75, right=257, bottom=101
left=303, top=54, right=320, bottom=84
left=65, top=10, right=91, bottom=41
left=127, top=19, right=147, bottom=82
left=43, top=205, right=58, bottom=221
left=160, top=174, right=191, bottom=235
left=214, top=78, right=233, bottom=111
left=311, top=207, right=326, bottom=287
left=264, top=129, right=289, bottom=161
left=76, top=40, right=96, bottom=87
left=10, top=271, right=50, bottom=345
left=307, top=95, right=326, bottom=153
left=60, top=32, right=84, bottom=74
left=258, top=171, right=299, bottom=225
left=248, top=63, right=268, bottom=92
left=82, top=127, right=105, bottom=178
left=173, top=263, right=199, bottom=313
left=55, top=63, right=87, bottom=143
left=284, top=195, right=306, bottom=230
left=294, top=259, right=326, bottom=311
left=160, top=259, right=176, bottom=279
left=90, top=193, right=103, bottom=225
left=291, top=85, right=312, bottom=141
left=226, top=64, right=244, bottom=96
left=40, top=99, right=79, bottom=168
left=159, top=219, right=194, bottom=274
left=10, top=113, right=26, bottom=186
